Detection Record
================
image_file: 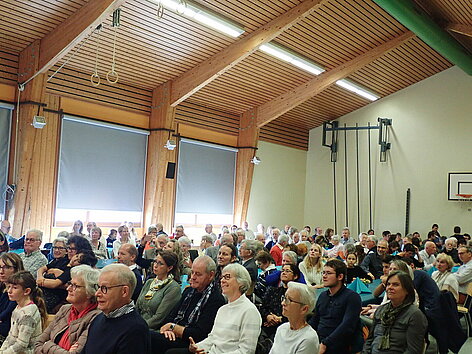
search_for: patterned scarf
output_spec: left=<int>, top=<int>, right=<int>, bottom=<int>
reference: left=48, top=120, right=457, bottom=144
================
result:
left=378, top=301, right=412, bottom=350
left=144, top=275, right=174, bottom=300
left=174, top=282, right=215, bottom=326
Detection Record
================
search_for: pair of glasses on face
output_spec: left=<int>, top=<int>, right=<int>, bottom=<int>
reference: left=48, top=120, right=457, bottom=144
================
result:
left=67, top=247, right=77, bottom=251
left=153, top=261, right=165, bottom=266
left=66, top=281, right=86, bottom=291
left=52, top=246, right=66, bottom=251
left=221, top=274, right=232, bottom=280
left=25, top=238, right=39, bottom=243
left=281, top=269, right=294, bottom=274
left=281, top=295, right=304, bottom=305
left=93, top=284, right=126, bottom=294
left=0, top=265, right=13, bottom=271
left=322, top=271, right=336, bottom=276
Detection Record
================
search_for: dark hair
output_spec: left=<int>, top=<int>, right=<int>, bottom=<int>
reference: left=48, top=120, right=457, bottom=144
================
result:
left=355, top=245, right=366, bottom=264
left=0, top=253, right=24, bottom=290
left=382, top=254, right=394, bottom=264
left=220, top=243, right=238, bottom=260
left=8, top=271, right=47, bottom=327
left=403, top=244, right=415, bottom=253
left=412, top=238, right=421, bottom=248
left=157, top=250, right=180, bottom=279
left=284, top=244, right=298, bottom=253
left=454, top=226, right=461, bottom=234
left=255, top=251, right=274, bottom=265
left=432, top=224, right=439, bottom=229
left=77, top=250, right=98, bottom=267
left=304, top=226, right=311, bottom=233
left=382, top=230, right=390, bottom=237
left=109, top=229, right=117, bottom=236
left=68, top=236, right=92, bottom=253
left=386, top=270, right=415, bottom=304
left=367, top=229, right=374, bottom=234
left=325, top=228, right=334, bottom=238
left=282, top=263, right=300, bottom=281
left=400, top=257, right=415, bottom=267
left=0, top=231, right=9, bottom=254
left=389, top=241, right=400, bottom=252
left=325, top=259, right=347, bottom=284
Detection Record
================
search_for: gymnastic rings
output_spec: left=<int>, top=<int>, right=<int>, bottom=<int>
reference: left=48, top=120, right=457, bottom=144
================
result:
left=106, top=70, right=119, bottom=84
left=90, top=72, right=101, bottom=87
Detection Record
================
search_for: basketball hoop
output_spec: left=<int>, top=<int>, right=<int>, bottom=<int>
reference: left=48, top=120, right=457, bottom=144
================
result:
left=456, top=194, right=472, bottom=201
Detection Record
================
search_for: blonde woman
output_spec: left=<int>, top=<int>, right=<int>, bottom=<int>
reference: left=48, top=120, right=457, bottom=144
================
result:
left=299, top=244, right=324, bottom=288
left=432, top=253, right=459, bottom=302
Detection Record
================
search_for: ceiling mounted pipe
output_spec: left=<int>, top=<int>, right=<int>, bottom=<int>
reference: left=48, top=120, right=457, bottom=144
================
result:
left=373, top=0, right=472, bottom=75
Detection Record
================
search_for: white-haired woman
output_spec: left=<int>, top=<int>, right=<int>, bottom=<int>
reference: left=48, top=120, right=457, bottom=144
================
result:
left=326, top=235, right=345, bottom=259
left=35, top=265, right=101, bottom=353
left=270, top=282, right=319, bottom=354
left=178, top=236, right=198, bottom=275
left=189, top=263, right=262, bottom=354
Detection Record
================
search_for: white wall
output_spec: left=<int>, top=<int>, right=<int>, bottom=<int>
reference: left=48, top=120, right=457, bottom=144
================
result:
left=304, top=66, right=472, bottom=238
left=247, top=141, right=307, bottom=230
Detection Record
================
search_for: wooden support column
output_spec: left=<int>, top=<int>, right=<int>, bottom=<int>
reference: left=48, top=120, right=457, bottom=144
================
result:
left=10, top=41, right=60, bottom=240
left=143, top=82, right=177, bottom=232
left=233, top=109, right=259, bottom=226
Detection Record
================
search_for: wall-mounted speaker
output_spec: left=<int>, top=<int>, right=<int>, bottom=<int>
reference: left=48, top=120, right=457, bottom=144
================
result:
left=166, top=162, right=176, bottom=179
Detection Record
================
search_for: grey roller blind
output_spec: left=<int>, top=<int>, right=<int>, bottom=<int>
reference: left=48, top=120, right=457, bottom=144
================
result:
left=176, top=139, right=236, bottom=215
left=57, top=116, right=148, bottom=211
left=0, top=105, right=12, bottom=219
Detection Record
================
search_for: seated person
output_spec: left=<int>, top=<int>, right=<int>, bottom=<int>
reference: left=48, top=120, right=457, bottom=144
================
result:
left=117, top=244, right=143, bottom=302
left=270, top=282, right=319, bottom=354
left=136, top=251, right=181, bottom=331
left=309, top=259, right=361, bottom=353
left=265, top=251, right=306, bottom=287
left=239, top=240, right=260, bottom=283
left=299, top=244, right=324, bottom=288
left=213, top=244, right=238, bottom=292
left=90, top=227, right=108, bottom=260
left=253, top=251, right=277, bottom=302
left=442, top=237, right=461, bottom=265
left=151, top=256, right=225, bottom=353
left=82, top=264, right=150, bottom=353
left=360, top=240, right=389, bottom=279
left=397, top=244, right=424, bottom=269
left=0, top=253, right=24, bottom=342
left=345, top=252, right=372, bottom=283
left=455, top=245, right=472, bottom=303
left=106, top=229, right=117, bottom=248
left=188, top=264, right=261, bottom=354
left=38, top=250, right=97, bottom=313
left=178, top=237, right=198, bottom=275
left=20, top=229, right=48, bottom=279
left=432, top=253, right=459, bottom=302
left=363, top=270, right=427, bottom=353
left=35, top=265, right=101, bottom=353
left=259, top=264, right=299, bottom=338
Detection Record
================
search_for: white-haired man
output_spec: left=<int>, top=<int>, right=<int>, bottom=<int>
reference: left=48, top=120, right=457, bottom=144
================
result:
left=83, top=264, right=150, bottom=353
left=20, top=229, right=48, bottom=279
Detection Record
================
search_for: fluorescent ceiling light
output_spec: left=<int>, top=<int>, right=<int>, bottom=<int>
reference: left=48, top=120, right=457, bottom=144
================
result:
left=336, top=79, right=380, bottom=101
left=157, top=0, right=245, bottom=38
left=259, top=42, right=325, bottom=75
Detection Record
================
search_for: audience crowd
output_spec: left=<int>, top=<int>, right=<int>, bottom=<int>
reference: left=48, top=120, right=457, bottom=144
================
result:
left=0, top=219, right=470, bottom=353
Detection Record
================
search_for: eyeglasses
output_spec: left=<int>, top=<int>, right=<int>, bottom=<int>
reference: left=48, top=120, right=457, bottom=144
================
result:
left=52, top=246, right=67, bottom=251
left=0, top=265, right=13, bottom=271
left=67, top=247, right=77, bottom=251
left=281, top=269, right=294, bottom=274
left=93, top=284, right=127, bottom=294
left=221, top=274, right=232, bottom=280
left=281, top=295, right=304, bottom=306
left=66, top=281, right=86, bottom=291
left=25, top=238, right=39, bottom=242
left=154, top=261, right=165, bottom=266
left=322, top=271, right=336, bottom=276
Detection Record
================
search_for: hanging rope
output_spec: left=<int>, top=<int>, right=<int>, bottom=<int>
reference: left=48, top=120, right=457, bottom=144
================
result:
left=106, top=9, right=121, bottom=84
left=156, top=0, right=164, bottom=19
left=90, top=24, right=102, bottom=87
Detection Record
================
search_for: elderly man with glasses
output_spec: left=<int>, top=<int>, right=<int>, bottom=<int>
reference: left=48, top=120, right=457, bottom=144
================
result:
left=19, top=229, right=48, bottom=279
left=83, top=263, right=150, bottom=354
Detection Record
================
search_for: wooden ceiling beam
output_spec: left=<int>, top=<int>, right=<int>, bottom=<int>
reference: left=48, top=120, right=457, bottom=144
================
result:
left=169, top=0, right=328, bottom=106
left=256, top=31, right=415, bottom=127
left=20, top=0, right=127, bottom=84
left=446, top=23, right=472, bottom=38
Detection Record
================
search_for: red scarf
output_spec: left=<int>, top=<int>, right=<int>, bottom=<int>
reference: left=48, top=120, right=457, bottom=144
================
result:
left=58, top=302, right=98, bottom=350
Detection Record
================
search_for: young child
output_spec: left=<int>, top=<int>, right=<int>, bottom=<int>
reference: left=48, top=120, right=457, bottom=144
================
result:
left=0, top=271, right=47, bottom=353
left=345, top=252, right=371, bottom=284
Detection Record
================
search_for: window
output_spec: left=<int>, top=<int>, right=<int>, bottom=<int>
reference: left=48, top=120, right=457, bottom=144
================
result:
left=175, top=139, right=237, bottom=227
left=56, top=116, right=148, bottom=226
left=0, top=104, right=12, bottom=220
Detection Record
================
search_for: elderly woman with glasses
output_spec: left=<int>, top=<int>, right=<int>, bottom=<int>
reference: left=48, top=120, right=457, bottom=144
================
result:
left=35, top=265, right=101, bottom=353
left=270, top=282, right=319, bottom=354
left=0, top=253, right=24, bottom=343
left=136, top=250, right=181, bottom=331
left=189, top=263, right=262, bottom=354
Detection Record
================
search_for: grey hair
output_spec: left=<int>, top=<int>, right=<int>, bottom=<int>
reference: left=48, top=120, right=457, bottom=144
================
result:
left=299, top=230, right=308, bottom=237
left=71, top=265, right=100, bottom=299
left=178, top=236, right=191, bottom=245
left=100, top=264, right=137, bottom=295
left=366, top=235, right=378, bottom=244
left=283, top=250, right=298, bottom=264
left=272, top=228, right=280, bottom=235
left=287, top=282, right=316, bottom=313
left=53, top=237, right=68, bottom=247
left=279, top=234, right=289, bottom=244
left=193, top=255, right=216, bottom=273
left=223, top=263, right=251, bottom=294
left=331, top=235, right=341, bottom=242
left=236, top=228, right=245, bottom=236
left=201, top=234, right=214, bottom=244
left=241, top=239, right=261, bottom=256
left=27, top=229, right=43, bottom=242
left=57, top=231, right=69, bottom=239
left=446, top=237, right=457, bottom=247
left=147, top=224, right=158, bottom=233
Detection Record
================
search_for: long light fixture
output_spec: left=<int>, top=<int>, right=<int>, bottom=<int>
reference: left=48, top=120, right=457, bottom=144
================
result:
left=157, top=0, right=245, bottom=38
left=336, top=79, right=380, bottom=101
left=259, top=42, right=325, bottom=75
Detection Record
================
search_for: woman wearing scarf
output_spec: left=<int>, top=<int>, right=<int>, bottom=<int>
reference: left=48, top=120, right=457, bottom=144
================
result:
left=363, top=270, right=427, bottom=354
left=35, top=265, right=100, bottom=353
left=136, top=250, right=181, bottom=330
